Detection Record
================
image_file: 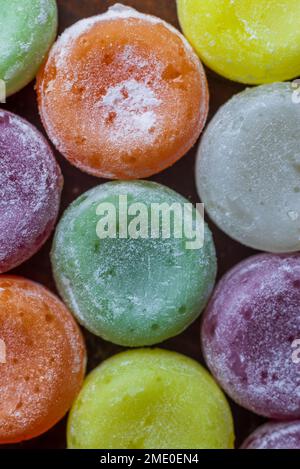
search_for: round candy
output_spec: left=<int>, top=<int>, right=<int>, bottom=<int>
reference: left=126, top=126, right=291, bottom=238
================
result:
left=177, top=0, right=300, bottom=84
left=242, top=421, right=300, bottom=450
left=67, top=349, right=234, bottom=449
left=0, top=276, right=86, bottom=444
left=201, top=254, right=300, bottom=420
left=51, top=181, right=217, bottom=347
left=0, top=110, right=63, bottom=273
left=196, top=83, right=300, bottom=253
left=0, top=0, right=57, bottom=96
left=37, top=4, right=208, bottom=179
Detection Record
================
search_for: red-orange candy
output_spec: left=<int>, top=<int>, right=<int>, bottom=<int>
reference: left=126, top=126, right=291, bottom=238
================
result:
left=0, top=276, right=86, bottom=444
left=36, top=4, right=208, bottom=179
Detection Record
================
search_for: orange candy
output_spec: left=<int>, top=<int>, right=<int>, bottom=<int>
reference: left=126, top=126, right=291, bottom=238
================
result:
left=0, top=276, right=86, bottom=444
left=37, top=4, right=208, bottom=179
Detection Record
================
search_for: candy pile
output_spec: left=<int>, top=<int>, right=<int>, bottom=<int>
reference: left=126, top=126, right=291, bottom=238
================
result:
left=0, top=1, right=299, bottom=450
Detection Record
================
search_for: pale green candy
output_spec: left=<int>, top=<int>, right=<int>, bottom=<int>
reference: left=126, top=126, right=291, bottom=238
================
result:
left=0, top=0, right=57, bottom=96
left=51, top=181, right=217, bottom=347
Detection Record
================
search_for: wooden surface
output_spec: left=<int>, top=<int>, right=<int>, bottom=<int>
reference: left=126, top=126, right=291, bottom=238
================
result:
left=3, top=0, right=264, bottom=449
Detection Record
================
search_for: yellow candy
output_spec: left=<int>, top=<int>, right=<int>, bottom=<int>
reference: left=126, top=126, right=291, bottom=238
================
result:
left=177, top=0, right=300, bottom=84
left=67, top=349, right=234, bottom=449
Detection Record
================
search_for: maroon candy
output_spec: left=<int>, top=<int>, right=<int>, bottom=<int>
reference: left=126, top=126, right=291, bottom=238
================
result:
left=242, top=421, right=300, bottom=449
left=201, top=254, right=300, bottom=419
left=0, top=110, right=63, bottom=273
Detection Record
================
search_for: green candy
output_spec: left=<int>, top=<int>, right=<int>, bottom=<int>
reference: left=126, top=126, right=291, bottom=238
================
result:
left=51, top=181, right=217, bottom=347
left=0, top=0, right=57, bottom=97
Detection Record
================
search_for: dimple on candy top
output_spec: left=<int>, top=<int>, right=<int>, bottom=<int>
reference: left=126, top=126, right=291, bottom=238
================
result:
left=37, top=4, right=208, bottom=179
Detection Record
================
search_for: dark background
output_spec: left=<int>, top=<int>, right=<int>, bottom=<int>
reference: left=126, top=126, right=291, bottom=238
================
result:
left=3, top=0, right=264, bottom=449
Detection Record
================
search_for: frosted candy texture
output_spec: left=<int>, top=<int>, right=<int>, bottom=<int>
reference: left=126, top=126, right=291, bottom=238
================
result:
left=0, top=276, right=86, bottom=444
left=37, top=4, right=208, bottom=179
left=0, top=0, right=57, bottom=96
left=51, top=181, right=217, bottom=347
left=242, top=421, right=300, bottom=449
left=0, top=110, right=63, bottom=273
left=202, top=254, right=300, bottom=419
left=177, top=0, right=300, bottom=84
left=197, top=83, right=300, bottom=253
left=67, top=349, right=234, bottom=449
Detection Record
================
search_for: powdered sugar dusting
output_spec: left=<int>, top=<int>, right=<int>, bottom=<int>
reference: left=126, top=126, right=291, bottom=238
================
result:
left=242, top=421, right=300, bottom=449
left=38, top=3, right=207, bottom=179
left=50, top=3, right=200, bottom=70
left=98, top=78, right=160, bottom=143
left=202, top=253, right=300, bottom=419
left=36, top=0, right=52, bottom=25
left=0, top=0, right=57, bottom=96
left=0, top=278, right=85, bottom=442
left=197, top=83, right=300, bottom=253
left=51, top=181, right=216, bottom=347
left=0, top=110, right=62, bottom=273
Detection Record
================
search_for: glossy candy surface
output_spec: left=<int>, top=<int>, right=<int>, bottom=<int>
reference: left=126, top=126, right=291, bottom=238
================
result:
left=0, top=110, right=63, bottom=273
left=0, top=276, right=86, bottom=444
left=37, top=4, right=208, bottom=179
left=51, top=181, right=217, bottom=347
left=67, top=349, right=234, bottom=449
left=177, top=0, right=300, bottom=84
left=202, top=254, right=300, bottom=420
left=196, top=83, right=300, bottom=253
left=0, top=0, right=57, bottom=96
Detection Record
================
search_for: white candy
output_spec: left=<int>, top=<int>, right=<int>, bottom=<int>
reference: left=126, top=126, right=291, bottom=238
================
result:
left=196, top=82, right=300, bottom=253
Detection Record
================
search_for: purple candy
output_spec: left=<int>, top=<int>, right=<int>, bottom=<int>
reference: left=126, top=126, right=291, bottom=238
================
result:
left=0, top=110, right=63, bottom=273
left=201, top=254, right=300, bottom=419
left=242, top=421, right=300, bottom=449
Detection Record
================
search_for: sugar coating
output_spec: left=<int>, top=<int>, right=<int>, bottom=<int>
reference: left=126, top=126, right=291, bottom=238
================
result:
left=0, top=0, right=57, bottom=96
left=196, top=83, right=300, bottom=253
left=67, top=349, right=234, bottom=449
left=177, top=0, right=300, bottom=84
left=37, top=4, right=208, bottom=179
left=201, top=254, right=300, bottom=419
left=99, top=78, right=161, bottom=144
left=242, top=421, right=300, bottom=449
left=51, top=181, right=217, bottom=347
left=0, top=110, right=63, bottom=273
left=0, top=276, right=86, bottom=444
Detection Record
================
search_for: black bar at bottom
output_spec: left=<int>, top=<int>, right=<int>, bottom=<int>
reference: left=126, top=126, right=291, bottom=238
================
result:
left=0, top=449, right=298, bottom=466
